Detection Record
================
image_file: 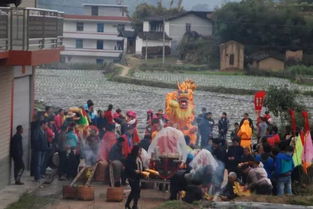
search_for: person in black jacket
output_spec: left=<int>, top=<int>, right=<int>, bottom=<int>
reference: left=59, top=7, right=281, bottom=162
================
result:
left=10, top=125, right=24, bottom=185
left=33, top=120, right=49, bottom=181
left=226, top=136, right=244, bottom=173
left=124, top=145, right=143, bottom=209
left=109, top=137, right=125, bottom=187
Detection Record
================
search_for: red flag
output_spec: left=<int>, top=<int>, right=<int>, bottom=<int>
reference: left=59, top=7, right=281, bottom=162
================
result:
left=301, top=111, right=313, bottom=173
left=302, top=111, right=310, bottom=133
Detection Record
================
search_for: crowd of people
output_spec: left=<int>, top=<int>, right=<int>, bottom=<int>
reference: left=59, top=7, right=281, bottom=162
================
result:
left=9, top=99, right=312, bottom=208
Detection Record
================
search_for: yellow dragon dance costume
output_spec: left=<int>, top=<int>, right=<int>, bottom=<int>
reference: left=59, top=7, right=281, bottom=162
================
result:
left=165, top=80, right=197, bottom=145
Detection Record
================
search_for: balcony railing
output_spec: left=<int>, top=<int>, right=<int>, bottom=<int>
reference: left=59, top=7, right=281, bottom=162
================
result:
left=0, top=7, right=63, bottom=51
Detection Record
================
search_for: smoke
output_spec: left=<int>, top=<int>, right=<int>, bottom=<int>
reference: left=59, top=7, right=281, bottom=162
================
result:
left=187, top=149, right=226, bottom=195
left=81, top=137, right=99, bottom=166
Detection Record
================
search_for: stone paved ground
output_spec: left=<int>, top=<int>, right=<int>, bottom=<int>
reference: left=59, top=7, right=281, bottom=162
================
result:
left=35, top=181, right=313, bottom=209
left=44, top=183, right=167, bottom=209
left=35, top=69, right=313, bottom=135
left=0, top=172, right=40, bottom=209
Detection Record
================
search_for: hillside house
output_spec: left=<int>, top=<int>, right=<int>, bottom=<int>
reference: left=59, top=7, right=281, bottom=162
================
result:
left=135, top=11, right=213, bottom=57
left=251, top=53, right=285, bottom=71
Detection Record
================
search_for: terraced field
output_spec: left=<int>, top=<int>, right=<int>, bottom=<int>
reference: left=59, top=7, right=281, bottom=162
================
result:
left=132, top=71, right=313, bottom=92
left=35, top=69, right=313, bottom=135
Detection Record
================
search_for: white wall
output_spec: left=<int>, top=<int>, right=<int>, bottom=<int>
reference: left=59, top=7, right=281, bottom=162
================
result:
left=64, top=20, right=125, bottom=34
left=84, top=6, right=126, bottom=17
left=143, top=21, right=150, bottom=32
left=19, top=0, right=36, bottom=7
left=64, top=55, right=115, bottom=64
left=135, top=37, right=171, bottom=55
left=64, top=38, right=119, bottom=50
left=164, top=22, right=170, bottom=35
left=13, top=67, right=32, bottom=170
left=136, top=37, right=143, bottom=54
left=168, top=14, right=212, bottom=53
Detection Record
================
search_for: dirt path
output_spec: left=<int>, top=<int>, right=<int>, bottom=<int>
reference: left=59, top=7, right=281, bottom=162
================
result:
left=115, top=63, right=130, bottom=77
left=45, top=184, right=167, bottom=209
left=114, top=55, right=142, bottom=77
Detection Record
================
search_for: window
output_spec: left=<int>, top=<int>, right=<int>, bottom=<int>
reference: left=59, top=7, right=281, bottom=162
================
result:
left=60, top=56, right=65, bottom=63
left=186, top=23, right=191, bottom=32
left=117, top=41, right=123, bottom=50
left=117, top=24, right=125, bottom=32
left=76, top=39, right=83, bottom=48
left=97, top=23, right=104, bottom=32
left=120, top=7, right=125, bottom=16
left=76, top=22, right=84, bottom=31
left=91, top=6, right=98, bottom=16
left=150, top=22, right=163, bottom=32
left=97, top=40, right=103, bottom=49
left=96, top=58, right=104, bottom=65
left=229, top=54, right=235, bottom=65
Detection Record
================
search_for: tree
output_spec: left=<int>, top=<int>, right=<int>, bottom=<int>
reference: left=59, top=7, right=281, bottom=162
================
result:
left=264, top=86, right=305, bottom=126
left=178, top=32, right=220, bottom=67
left=213, top=0, right=313, bottom=54
left=132, top=2, right=184, bottom=32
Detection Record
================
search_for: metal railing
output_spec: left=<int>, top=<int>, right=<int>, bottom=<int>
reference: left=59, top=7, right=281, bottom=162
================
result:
left=0, top=7, right=63, bottom=51
left=0, top=8, right=9, bottom=50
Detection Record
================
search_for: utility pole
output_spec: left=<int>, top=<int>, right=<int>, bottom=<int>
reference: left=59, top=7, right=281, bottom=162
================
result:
left=162, top=17, right=165, bottom=65
left=145, top=32, right=148, bottom=62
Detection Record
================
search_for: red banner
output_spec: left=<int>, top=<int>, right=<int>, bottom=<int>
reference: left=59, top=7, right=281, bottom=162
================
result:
left=302, top=111, right=310, bottom=133
left=254, top=91, right=266, bottom=112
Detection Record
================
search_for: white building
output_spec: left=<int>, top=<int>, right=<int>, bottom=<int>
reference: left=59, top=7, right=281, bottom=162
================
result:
left=61, top=4, right=132, bottom=64
left=136, top=11, right=213, bottom=56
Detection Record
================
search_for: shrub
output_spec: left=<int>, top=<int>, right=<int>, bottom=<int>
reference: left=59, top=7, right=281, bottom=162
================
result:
left=246, top=65, right=313, bottom=84
left=39, top=62, right=109, bottom=70
left=138, top=63, right=209, bottom=72
left=286, top=65, right=313, bottom=76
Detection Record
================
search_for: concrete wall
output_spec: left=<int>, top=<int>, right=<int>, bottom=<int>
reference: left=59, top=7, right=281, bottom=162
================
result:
left=0, top=66, right=13, bottom=189
left=143, top=21, right=149, bottom=32
left=63, top=55, right=115, bottom=64
left=285, top=50, right=303, bottom=62
left=257, top=58, right=285, bottom=71
left=64, top=38, right=118, bottom=50
left=168, top=14, right=212, bottom=54
left=84, top=6, right=126, bottom=17
left=64, top=20, right=121, bottom=34
left=220, top=41, right=244, bottom=71
left=13, top=66, right=33, bottom=169
left=19, top=0, right=36, bottom=7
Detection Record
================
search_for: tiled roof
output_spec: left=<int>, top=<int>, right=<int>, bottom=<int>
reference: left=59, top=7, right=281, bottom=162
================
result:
left=250, top=52, right=285, bottom=62
left=146, top=11, right=213, bottom=22
left=119, top=30, right=137, bottom=38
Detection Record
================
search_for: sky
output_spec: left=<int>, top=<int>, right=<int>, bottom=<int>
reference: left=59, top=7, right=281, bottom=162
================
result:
left=37, top=0, right=236, bottom=14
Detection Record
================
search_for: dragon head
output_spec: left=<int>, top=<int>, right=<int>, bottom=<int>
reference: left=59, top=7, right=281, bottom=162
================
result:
left=177, top=80, right=196, bottom=110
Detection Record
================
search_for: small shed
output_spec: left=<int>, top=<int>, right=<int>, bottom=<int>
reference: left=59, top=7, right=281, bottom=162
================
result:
left=220, top=40, right=244, bottom=71
left=285, top=50, right=303, bottom=62
left=251, top=53, right=285, bottom=71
